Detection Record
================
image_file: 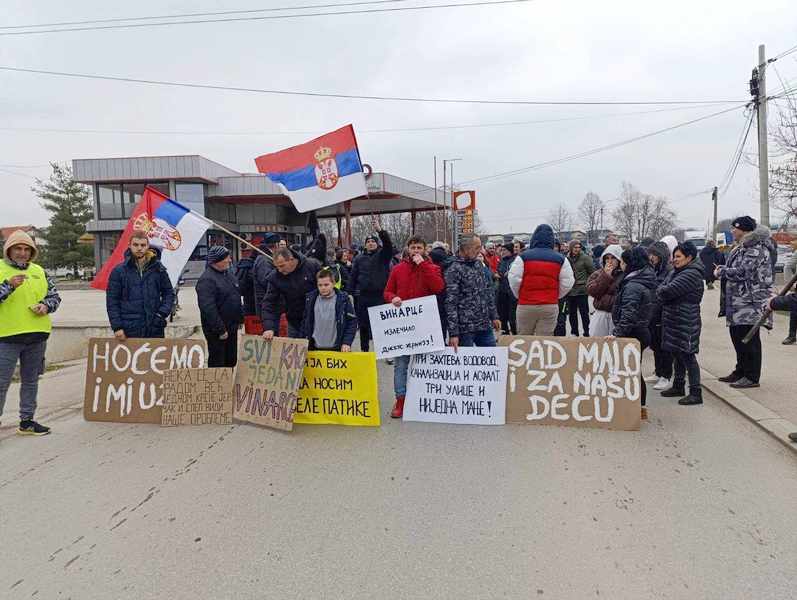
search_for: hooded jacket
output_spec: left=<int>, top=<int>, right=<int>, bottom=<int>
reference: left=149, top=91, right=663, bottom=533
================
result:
left=196, top=264, right=244, bottom=336
left=508, top=225, right=575, bottom=305
left=300, top=289, right=358, bottom=350
left=656, top=259, right=705, bottom=354
left=106, top=248, right=174, bottom=338
left=350, top=230, right=394, bottom=296
left=383, top=256, right=445, bottom=303
left=260, top=250, right=321, bottom=331
left=444, top=256, right=499, bottom=337
left=586, top=245, right=623, bottom=313
left=612, top=248, right=657, bottom=342
left=717, top=226, right=775, bottom=327
left=699, top=245, right=725, bottom=281
left=567, top=249, right=596, bottom=296
left=647, top=241, right=672, bottom=326
left=0, top=229, right=61, bottom=341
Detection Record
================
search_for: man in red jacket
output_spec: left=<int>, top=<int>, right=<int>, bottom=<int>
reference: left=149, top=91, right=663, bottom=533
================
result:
left=383, top=235, right=445, bottom=418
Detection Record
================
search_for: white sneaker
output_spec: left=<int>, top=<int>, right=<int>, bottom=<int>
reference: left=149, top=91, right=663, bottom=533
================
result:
left=644, top=374, right=659, bottom=383
left=653, top=377, right=670, bottom=390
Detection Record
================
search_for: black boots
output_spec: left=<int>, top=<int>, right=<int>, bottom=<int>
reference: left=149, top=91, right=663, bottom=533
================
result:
left=660, top=384, right=685, bottom=397
left=678, top=387, right=703, bottom=406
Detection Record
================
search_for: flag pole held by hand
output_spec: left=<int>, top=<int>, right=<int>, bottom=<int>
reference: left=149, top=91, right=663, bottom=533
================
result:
left=742, top=271, right=797, bottom=344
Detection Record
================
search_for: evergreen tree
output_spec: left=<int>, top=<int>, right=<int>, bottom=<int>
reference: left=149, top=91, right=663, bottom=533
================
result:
left=33, top=163, right=94, bottom=276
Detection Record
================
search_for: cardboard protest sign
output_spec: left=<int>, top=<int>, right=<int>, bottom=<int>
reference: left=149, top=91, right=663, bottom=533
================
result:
left=233, top=335, right=308, bottom=431
left=161, top=368, right=233, bottom=427
left=500, top=336, right=642, bottom=431
left=294, top=352, right=380, bottom=426
left=84, top=338, right=207, bottom=424
left=404, top=347, right=508, bottom=425
left=368, top=295, right=445, bottom=359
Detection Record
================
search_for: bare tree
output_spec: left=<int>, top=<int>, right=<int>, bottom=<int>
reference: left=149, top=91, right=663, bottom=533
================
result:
left=770, top=99, right=797, bottom=226
left=548, top=203, right=572, bottom=236
left=578, top=191, right=605, bottom=243
left=612, top=182, right=639, bottom=240
left=611, top=182, right=676, bottom=241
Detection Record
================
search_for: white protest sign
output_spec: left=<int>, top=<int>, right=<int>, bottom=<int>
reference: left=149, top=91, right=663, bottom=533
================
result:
left=404, top=347, right=508, bottom=425
left=367, top=295, right=445, bottom=359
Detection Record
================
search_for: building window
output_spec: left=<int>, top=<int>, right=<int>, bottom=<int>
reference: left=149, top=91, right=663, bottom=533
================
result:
left=97, top=182, right=169, bottom=220
left=206, top=202, right=236, bottom=223
left=175, top=183, right=205, bottom=216
left=99, top=232, right=121, bottom=266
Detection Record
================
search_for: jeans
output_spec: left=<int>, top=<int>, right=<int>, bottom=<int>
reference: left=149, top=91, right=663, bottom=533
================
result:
left=205, top=326, right=238, bottom=368
left=650, top=324, right=673, bottom=379
left=673, top=351, right=701, bottom=392
left=729, top=325, right=762, bottom=383
left=356, top=293, right=384, bottom=352
left=458, top=329, right=497, bottom=347
left=567, top=294, right=590, bottom=336
left=0, top=339, right=47, bottom=421
left=497, top=293, right=518, bottom=335
left=393, top=355, right=411, bottom=398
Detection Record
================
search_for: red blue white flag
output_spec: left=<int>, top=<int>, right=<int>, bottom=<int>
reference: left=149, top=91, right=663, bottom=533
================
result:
left=91, top=186, right=210, bottom=290
left=254, top=124, right=368, bottom=213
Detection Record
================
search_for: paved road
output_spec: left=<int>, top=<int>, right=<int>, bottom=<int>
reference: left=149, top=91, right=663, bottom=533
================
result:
left=1, top=359, right=796, bottom=600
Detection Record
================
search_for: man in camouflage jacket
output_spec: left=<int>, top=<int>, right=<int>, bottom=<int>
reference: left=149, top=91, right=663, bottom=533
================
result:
left=445, top=235, right=501, bottom=349
left=715, top=216, right=774, bottom=388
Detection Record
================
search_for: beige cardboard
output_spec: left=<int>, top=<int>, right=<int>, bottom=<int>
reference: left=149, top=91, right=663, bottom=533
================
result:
left=233, top=335, right=308, bottom=431
left=499, top=336, right=642, bottom=431
left=161, top=368, right=234, bottom=427
left=84, top=338, right=207, bottom=424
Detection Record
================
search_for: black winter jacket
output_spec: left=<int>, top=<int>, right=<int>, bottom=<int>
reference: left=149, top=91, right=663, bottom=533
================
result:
left=106, top=249, right=174, bottom=338
left=647, top=244, right=672, bottom=326
left=260, top=251, right=321, bottom=331
left=196, top=266, right=244, bottom=336
left=252, top=250, right=275, bottom=312
left=349, top=230, right=394, bottom=295
left=300, top=289, right=358, bottom=350
left=497, top=254, right=515, bottom=297
left=656, top=260, right=704, bottom=354
left=445, top=257, right=499, bottom=337
left=234, top=257, right=257, bottom=316
left=612, top=266, right=657, bottom=344
left=699, top=246, right=725, bottom=282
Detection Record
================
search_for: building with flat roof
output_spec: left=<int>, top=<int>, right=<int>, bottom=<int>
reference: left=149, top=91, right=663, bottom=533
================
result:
left=73, top=154, right=442, bottom=275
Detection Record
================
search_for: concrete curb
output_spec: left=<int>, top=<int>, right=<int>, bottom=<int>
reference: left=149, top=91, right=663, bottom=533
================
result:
left=701, top=369, right=797, bottom=454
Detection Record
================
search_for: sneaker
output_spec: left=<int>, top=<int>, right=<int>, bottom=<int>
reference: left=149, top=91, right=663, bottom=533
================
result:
left=730, top=377, right=760, bottom=389
left=644, top=375, right=659, bottom=383
left=18, top=420, right=51, bottom=436
left=718, top=372, right=742, bottom=383
left=653, top=377, right=670, bottom=390
left=678, top=393, right=703, bottom=406
left=782, top=336, right=796, bottom=346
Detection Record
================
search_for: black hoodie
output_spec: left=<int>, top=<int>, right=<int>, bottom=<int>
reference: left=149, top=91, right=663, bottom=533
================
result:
left=612, top=263, right=657, bottom=343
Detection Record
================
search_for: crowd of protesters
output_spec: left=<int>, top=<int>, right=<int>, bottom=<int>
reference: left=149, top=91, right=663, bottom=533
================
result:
left=1, top=211, right=796, bottom=439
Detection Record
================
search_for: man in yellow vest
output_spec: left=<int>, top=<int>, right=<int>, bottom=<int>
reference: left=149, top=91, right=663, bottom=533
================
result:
left=0, top=230, right=61, bottom=435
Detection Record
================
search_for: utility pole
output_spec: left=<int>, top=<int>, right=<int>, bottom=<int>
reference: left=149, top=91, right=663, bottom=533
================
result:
left=752, top=44, right=770, bottom=227
left=450, top=161, right=456, bottom=249
left=711, top=186, right=718, bottom=243
left=433, top=156, right=438, bottom=241
left=442, top=160, right=447, bottom=244
left=442, top=158, right=462, bottom=248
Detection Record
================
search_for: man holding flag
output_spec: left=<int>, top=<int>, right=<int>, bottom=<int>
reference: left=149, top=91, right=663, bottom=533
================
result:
left=94, top=185, right=211, bottom=338
left=106, top=232, right=174, bottom=340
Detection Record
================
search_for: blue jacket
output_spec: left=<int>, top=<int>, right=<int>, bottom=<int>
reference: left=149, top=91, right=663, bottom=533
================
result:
left=300, top=289, right=358, bottom=350
left=106, top=249, right=175, bottom=338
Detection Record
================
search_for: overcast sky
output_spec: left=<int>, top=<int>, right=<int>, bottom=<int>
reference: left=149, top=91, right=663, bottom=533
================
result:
left=1, top=0, right=795, bottom=234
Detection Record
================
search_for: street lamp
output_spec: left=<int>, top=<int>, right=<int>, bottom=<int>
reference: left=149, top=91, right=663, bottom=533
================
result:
left=442, top=158, right=462, bottom=247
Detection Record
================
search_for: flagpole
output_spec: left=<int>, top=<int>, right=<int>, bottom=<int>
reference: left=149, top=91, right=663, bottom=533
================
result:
left=190, top=210, right=273, bottom=262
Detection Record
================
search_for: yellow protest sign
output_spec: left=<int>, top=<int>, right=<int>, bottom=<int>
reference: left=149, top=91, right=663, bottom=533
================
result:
left=294, top=352, right=380, bottom=427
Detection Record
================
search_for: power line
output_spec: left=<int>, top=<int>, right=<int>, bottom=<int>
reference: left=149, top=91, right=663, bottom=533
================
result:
left=0, top=0, right=414, bottom=30
left=772, top=43, right=797, bottom=62
left=0, top=0, right=534, bottom=36
left=458, top=103, right=749, bottom=186
left=0, top=103, right=737, bottom=138
left=0, top=66, right=745, bottom=106
left=717, top=109, right=755, bottom=197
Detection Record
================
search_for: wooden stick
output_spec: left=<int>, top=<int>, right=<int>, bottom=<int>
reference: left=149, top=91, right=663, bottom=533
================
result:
left=742, top=271, right=797, bottom=343
left=192, top=211, right=273, bottom=262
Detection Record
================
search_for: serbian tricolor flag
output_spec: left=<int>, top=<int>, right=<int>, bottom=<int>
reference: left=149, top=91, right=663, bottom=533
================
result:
left=91, top=187, right=211, bottom=290
left=254, top=124, right=368, bottom=213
